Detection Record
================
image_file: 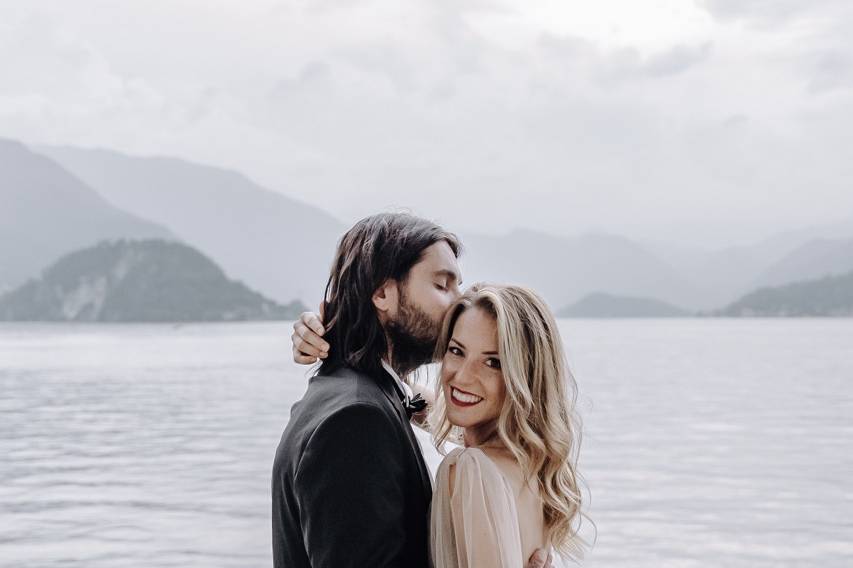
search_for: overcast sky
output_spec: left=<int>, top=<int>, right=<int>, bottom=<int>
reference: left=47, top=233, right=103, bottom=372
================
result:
left=2, top=0, right=852, bottom=247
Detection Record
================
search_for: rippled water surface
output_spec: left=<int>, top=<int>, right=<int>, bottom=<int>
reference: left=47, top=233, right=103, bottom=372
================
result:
left=1, top=320, right=851, bottom=567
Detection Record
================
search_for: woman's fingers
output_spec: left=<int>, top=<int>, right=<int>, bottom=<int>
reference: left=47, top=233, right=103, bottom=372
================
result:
left=292, top=317, right=329, bottom=360
left=292, top=330, right=325, bottom=358
left=291, top=329, right=321, bottom=363
left=290, top=311, right=329, bottom=365
left=300, top=311, right=327, bottom=338
left=525, top=549, right=552, bottom=568
left=292, top=348, right=319, bottom=365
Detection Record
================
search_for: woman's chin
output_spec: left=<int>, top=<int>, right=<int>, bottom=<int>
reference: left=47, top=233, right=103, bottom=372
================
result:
left=446, top=410, right=491, bottom=431
left=446, top=410, right=477, bottom=429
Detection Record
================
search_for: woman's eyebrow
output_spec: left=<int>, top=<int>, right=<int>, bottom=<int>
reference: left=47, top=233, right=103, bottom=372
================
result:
left=450, top=338, right=498, bottom=355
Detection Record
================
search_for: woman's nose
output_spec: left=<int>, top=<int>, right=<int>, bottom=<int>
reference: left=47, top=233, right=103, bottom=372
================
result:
left=453, top=357, right=478, bottom=385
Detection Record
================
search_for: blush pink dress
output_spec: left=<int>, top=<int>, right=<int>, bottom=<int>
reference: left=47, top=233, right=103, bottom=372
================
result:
left=429, top=447, right=563, bottom=568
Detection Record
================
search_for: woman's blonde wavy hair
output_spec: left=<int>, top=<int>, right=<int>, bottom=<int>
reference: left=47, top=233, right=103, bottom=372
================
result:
left=430, top=284, right=588, bottom=560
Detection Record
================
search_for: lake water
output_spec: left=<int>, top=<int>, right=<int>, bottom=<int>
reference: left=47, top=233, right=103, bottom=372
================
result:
left=1, top=320, right=851, bottom=567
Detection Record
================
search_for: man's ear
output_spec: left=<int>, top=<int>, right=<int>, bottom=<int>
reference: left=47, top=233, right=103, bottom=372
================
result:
left=372, top=279, right=399, bottom=322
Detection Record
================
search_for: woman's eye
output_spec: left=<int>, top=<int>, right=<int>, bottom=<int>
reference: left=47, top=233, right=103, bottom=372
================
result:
left=448, top=346, right=463, bottom=356
left=485, top=357, right=501, bottom=370
left=435, top=283, right=447, bottom=291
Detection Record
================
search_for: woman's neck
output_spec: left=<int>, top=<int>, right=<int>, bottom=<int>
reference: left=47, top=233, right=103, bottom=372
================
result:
left=463, top=421, right=502, bottom=448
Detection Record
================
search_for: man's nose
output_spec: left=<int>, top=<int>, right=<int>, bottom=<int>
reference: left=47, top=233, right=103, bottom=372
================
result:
left=450, top=282, right=462, bottom=299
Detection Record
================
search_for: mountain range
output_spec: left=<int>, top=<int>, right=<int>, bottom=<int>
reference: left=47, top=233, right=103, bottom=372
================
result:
left=2, top=136, right=851, bottom=315
left=0, top=139, right=171, bottom=292
left=558, top=293, right=689, bottom=318
left=458, top=230, right=702, bottom=311
left=752, top=238, right=853, bottom=289
left=38, top=145, right=344, bottom=306
left=718, top=269, right=853, bottom=317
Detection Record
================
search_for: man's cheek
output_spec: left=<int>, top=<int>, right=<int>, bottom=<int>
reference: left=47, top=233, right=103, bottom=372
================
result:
left=432, top=305, right=448, bottom=325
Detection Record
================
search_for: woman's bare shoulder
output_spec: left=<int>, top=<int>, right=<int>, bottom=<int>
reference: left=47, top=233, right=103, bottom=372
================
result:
left=440, top=446, right=511, bottom=497
left=477, top=446, right=523, bottom=479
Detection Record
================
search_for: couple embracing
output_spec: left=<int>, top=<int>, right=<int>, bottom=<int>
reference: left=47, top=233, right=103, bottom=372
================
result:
left=272, top=213, right=585, bottom=567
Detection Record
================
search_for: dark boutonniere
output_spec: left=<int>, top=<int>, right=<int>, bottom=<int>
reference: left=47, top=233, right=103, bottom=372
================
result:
left=403, top=393, right=428, bottom=418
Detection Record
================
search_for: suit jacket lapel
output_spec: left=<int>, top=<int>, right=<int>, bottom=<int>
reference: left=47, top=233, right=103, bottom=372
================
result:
left=376, top=368, right=433, bottom=499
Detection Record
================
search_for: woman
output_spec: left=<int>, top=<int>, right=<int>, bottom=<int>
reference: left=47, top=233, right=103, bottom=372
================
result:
left=428, top=285, right=585, bottom=567
left=289, top=285, right=587, bottom=566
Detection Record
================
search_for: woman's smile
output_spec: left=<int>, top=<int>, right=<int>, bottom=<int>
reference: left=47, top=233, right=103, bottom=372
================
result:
left=449, top=386, right=483, bottom=406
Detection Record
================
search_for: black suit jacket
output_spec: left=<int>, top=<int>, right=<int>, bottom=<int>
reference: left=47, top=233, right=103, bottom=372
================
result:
left=272, top=365, right=433, bottom=568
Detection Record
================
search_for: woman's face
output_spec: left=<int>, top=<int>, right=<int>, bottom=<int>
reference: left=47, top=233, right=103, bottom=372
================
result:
left=440, top=306, right=506, bottom=438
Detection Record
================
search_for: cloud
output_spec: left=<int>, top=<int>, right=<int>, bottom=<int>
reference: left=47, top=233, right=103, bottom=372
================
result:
left=807, top=51, right=853, bottom=94
left=700, top=1, right=853, bottom=98
left=269, top=61, right=334, bottom=100
left=700, top=0, right=847, bottom=24
left=0, top=10, right=168, bottom=145
left=643, top=42, right=714, bottom=77
left=538, top=34, right=712, bottom=86
left=2, top=0, right=853, bottom=247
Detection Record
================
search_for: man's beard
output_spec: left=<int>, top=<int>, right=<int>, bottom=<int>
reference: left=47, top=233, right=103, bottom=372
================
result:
left=385, top=290, right=442, bottom=376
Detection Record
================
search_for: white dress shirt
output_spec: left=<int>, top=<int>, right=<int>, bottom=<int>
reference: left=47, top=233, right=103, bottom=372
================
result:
left=381, top=359, right=415, bottom=402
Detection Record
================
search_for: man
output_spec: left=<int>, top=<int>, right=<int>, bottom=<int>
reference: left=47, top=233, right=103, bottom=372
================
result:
left=273, top=213, right=553, bottom=568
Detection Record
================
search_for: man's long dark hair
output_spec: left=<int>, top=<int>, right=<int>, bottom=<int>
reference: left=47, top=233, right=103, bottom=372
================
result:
left=318, top=213, right=461, bottom=377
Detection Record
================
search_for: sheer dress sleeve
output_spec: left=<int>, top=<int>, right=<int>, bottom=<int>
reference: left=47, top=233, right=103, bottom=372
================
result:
left=430, top=448, right=524, bottom=568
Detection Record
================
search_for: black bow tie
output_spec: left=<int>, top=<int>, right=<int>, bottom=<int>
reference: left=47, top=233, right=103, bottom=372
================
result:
left=402, top=393, right=428, bottom=418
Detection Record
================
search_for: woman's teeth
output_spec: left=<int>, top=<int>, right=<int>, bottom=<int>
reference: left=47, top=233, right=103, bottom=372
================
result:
left=451, top=387, right=483, bottom=404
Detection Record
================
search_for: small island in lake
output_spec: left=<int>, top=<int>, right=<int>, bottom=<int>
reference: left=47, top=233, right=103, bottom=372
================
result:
left=558, top=292, right=690, bottom=318
left=0, top=239, right=306, bottom=322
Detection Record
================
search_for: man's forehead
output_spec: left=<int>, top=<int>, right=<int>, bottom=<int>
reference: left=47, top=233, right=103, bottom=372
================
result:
left=419, top=241, right=462, bottom=281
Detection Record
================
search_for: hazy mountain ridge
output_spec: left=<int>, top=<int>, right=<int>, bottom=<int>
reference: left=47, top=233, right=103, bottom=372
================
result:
left=558, top=292, right=689, bottom=318
left=3, top=140, right=849, bottom=314
left=0, top=240, right=305, bottom=322
left=38, top=144, right=713, bottom=311
left=644, top=242, right=778, bottom=309
left=38, top=145, right=344, bottom=306
left=719, top=269, right=853, bottom=317
left=0, top=138, right=172, bottom=290
left=459, top=229, right=705, bottom=310
left=751, top=238, right=853, bottom=289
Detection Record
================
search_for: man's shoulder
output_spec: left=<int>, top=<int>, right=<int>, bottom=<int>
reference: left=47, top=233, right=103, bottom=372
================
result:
left=274, top=365, right=403, bottom=477
left=307, top=365, right=391, bottom=405
left=285, top=365, right=397, bottom=437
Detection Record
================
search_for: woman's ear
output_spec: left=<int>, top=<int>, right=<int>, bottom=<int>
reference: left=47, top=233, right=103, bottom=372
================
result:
left=372, top=279, right=399, bottom=322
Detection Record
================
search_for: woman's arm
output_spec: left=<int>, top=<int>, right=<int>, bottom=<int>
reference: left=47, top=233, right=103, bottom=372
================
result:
left=447, top=450, right=525, bottom=567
